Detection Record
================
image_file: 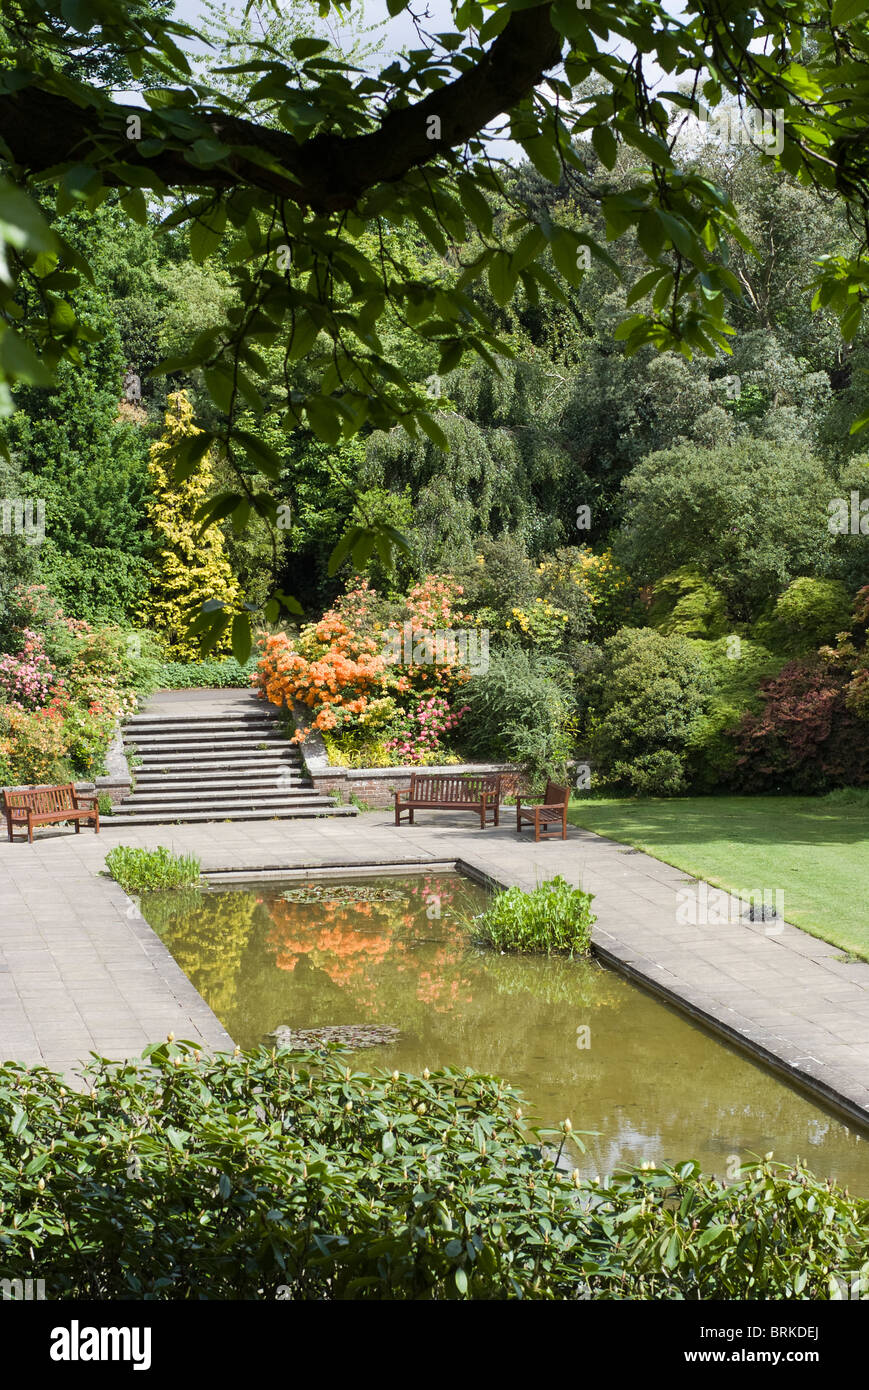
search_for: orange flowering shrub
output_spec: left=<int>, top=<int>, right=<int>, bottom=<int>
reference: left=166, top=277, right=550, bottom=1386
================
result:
left=381, top=575, right=473, bottom=697
left=253, top=578, right=477, bottom=750
left=0, top=702, right=70, bottom=784
left=252, top=582, right=393, bottom=741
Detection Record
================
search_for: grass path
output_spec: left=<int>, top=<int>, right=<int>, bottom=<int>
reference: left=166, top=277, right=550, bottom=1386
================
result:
left=568, top=795, right=869, bottom=959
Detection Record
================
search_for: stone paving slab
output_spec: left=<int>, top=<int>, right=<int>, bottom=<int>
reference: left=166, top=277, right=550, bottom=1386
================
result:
left=0, top=809, right=868, bottom=1124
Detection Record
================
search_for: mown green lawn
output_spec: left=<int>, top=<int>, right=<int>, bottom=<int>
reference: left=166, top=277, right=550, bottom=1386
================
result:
left=568, top=795, right=869, bottom=959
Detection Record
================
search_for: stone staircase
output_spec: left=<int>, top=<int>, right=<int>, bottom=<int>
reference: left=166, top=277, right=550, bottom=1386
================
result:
left=106, top=692, right=355, bottom=826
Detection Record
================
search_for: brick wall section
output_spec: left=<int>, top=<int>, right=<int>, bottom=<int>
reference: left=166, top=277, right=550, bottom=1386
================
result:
left=309, top=764, right=524, bottom=808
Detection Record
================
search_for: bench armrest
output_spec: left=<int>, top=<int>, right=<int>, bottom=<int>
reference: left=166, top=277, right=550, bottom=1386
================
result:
left=394, top=788, right=411, bottom=803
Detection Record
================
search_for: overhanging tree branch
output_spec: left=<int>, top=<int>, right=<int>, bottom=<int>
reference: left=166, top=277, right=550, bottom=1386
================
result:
left=0, top=5, right=563, bottom=211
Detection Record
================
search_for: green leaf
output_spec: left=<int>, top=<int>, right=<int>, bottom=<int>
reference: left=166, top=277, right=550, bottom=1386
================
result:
left=351, top=529, right=376, bottom=568
left=287, top=313, right=320, bottom=362
left=417, top=413, right=450, bottom=452
left=591, top=124, right=618, bottom=170
left=438, top=339, right=464, bottom=374
left=663, top=1232, right=680, bottom=1269
left=231, top=614, right=252, bottom=665
left=190, top=205, right=227, bottom=263
left=232, top=429, right=284, bottom=480
left=457, top=176, right=493, bottom=237
left=170, top=431, right=215, bottom=483
left=0, top=330, right=53, bottom=386
left=194, top=492, right=244, bottom=534
left=487, top=251, right=516, bottom=306
left=0, top=178, right=56, bottom=255
left=626, top=267, right=667, bottom=307
left=120, top=188, right=148, bottom=225
left=831, top=0, right=869, bottom=24
left=328, top=525, right=365, bottom=575
left=841, top=301, right=863, bottom=341
left=521, top=134, right=563, bottom=184
left=306, top=396, right=342, bottom=443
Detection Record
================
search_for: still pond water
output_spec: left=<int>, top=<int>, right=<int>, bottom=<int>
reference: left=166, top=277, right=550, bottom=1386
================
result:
left=142, top=871, right=869, bottom=1191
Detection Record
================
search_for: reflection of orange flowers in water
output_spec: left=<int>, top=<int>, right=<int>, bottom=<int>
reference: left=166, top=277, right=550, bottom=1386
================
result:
left=263, top=884, right=475, bottom=1013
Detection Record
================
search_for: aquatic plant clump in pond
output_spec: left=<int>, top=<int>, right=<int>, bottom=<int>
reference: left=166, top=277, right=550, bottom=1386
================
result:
left=105, top=845, right=201, bottom=893
left=270, top=1024, right=401, bottom=1050
left=139, top=872, right=869, bottom=1190
left=473, top=876, right=596, bottom=956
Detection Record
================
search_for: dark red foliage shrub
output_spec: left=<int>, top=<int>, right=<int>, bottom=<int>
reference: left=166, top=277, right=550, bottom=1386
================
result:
left=730, top=658, right=869, bottom=793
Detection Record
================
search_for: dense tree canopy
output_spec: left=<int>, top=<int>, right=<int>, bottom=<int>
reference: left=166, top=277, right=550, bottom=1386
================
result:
left=4, top=0, right=869, bottom=651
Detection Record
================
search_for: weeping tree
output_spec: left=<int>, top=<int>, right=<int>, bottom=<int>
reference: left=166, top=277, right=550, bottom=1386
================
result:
left=4, top=0, right=869, bottom=655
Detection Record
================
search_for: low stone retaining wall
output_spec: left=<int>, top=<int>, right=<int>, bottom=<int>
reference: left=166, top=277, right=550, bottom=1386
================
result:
left=310, top=762, right=523, bottom=809
left=94, top=723, right=133, bottom=805
left=293, top=701, right=521, bottom=808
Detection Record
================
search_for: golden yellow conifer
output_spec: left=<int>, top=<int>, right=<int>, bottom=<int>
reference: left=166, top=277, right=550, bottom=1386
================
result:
left=141, top=391, right=240, bottom=658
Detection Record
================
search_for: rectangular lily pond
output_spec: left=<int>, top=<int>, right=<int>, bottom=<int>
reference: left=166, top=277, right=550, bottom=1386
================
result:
left=140, top=870, right=869, bottom=1193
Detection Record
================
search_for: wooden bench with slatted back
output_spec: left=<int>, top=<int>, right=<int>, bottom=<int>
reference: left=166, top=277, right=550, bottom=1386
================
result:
left=516, top=780, right=569, bottom=842
left=394, top=772, right=501, bottom=829
left=2, top=784, right=100, bottom=843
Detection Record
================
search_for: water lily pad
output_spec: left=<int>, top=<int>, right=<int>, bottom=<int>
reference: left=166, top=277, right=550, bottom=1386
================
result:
left=269, top=1024, right=401, bottom=1050
left=280, top=884, right=407, bottom=905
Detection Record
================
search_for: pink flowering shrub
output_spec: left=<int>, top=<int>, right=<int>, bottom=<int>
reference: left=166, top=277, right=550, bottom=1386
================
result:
left=0, top=630, right=60, bottom=710
left=384, top=695, right=470, bottom=765
left=0, top=585, right=141, bottom=785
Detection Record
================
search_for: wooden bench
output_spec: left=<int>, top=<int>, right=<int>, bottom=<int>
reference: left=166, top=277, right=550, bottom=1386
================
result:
left=394, top=772, right=502, bottom=829
left=2, top=784, right=100, bottom=843
left=516, top=780, right=569, bottom=842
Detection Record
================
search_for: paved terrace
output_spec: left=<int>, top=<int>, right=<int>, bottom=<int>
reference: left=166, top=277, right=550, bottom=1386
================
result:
left=1, top=810, right=869, bottom=1125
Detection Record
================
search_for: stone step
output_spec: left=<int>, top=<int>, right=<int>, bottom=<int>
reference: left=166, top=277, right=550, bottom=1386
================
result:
left=125, top=715, right=281, bottom=731
left=112, top=700, right=344, bottom=823
left=122, top=788, right=319, bottom=807
left=104, top=804, right=356, bottom=826
left=132, top=758, right=300, bottom=775
left=132, top=773, right=308, bottom=790
left=125, top=736, right=293, bottom=752
left=124, top=718, right=285, bottom=733
left=120, top=803, right=331, bottom=817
